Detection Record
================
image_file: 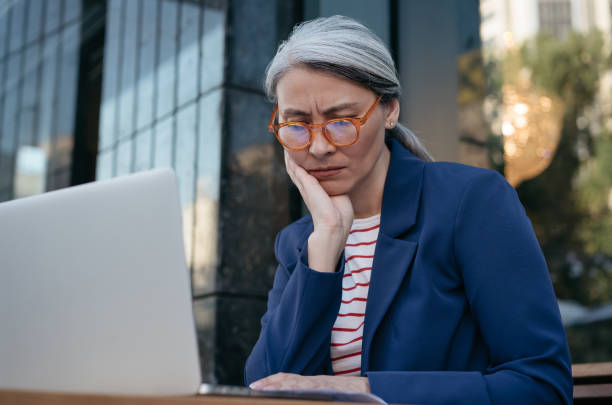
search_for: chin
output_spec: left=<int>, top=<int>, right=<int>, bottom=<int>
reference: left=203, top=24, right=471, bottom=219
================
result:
left=319, top=180, right=351, bottom=196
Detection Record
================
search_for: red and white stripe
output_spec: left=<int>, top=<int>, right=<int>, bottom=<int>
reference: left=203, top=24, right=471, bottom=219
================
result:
left=330, top=214, right=380, bottom=376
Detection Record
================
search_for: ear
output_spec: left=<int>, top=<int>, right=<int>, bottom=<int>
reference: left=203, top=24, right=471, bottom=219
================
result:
left=383, top=98, right=400, bottom=129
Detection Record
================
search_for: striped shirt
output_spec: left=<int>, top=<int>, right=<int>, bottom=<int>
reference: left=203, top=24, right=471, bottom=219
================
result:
left=330, top=213, right=380, bottom=376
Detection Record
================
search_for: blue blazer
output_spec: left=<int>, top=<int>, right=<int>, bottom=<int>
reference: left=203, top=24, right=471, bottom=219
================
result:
left=244, top=139, right=572, bottom=404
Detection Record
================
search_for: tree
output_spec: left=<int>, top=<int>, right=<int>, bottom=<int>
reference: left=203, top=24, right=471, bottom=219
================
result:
left=486, top=30, right=612, bottom=306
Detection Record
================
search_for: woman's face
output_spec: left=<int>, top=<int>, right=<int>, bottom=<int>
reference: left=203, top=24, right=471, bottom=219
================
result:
left=275, top=67, right=399, bottom=197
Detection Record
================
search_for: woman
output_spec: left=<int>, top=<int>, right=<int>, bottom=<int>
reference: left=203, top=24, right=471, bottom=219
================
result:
left=244, top=15, right=572, bottom=405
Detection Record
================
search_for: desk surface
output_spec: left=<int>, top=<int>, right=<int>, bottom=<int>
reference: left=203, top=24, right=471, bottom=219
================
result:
left=5, top=363, right=612, bottom=405
left=0, top=390, right=366, bottom=405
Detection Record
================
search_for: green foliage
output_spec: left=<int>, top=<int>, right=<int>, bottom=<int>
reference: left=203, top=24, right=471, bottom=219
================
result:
left=521, top=31, right=608, bottom=109
left=578, top=134, right=612, bottom=256
left=502, top=30, right=612, bottom=363
left=488, top=30, right=612, bottom=308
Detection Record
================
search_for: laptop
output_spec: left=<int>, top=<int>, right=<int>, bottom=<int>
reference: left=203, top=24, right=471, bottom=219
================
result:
left=0, top=168, right=201, bottom=395
left=0, top=168, right=386, bottom=403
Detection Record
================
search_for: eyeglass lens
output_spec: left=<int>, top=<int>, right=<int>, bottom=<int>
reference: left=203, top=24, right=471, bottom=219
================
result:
left=277, top=119, right=357, bottom=148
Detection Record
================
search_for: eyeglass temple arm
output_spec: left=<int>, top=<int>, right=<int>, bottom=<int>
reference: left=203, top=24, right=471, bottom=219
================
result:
left=360, top=95, right=383, bottom=124
left=268, top=105, right=278, bottom=132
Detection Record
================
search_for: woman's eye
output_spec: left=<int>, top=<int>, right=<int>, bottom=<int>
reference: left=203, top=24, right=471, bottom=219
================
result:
left=331, top=120, right=351, bottom=126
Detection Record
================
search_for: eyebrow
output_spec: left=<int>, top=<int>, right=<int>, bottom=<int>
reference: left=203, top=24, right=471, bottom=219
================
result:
left=281, top=102, right=362, bottom=118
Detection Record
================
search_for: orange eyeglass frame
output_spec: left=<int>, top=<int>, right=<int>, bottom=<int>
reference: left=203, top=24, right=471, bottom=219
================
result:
left=267, top=95, right=383, bottom=150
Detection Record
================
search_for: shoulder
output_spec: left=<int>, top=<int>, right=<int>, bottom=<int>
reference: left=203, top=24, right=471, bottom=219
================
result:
left=415, top=161, right=521, bottom=230
left=424, top=160, right=506, bottom=188
left=422, top=161, right=512, bottom=203
left=273, top=214, right=314, bottom=267
left=422, top=162, right=529, bottom=236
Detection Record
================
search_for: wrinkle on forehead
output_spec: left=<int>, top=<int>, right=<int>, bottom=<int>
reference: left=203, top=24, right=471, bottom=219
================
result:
left=276, top=66, right=375, bottom=118
left=280, top=100, right=362, bottom=118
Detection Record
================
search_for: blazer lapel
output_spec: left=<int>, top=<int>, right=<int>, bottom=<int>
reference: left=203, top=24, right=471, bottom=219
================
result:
left=361, top=139, right=425, bottom=372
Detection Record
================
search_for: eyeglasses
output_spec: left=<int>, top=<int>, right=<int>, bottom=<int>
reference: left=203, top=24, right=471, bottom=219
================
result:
left=267, top=95, right=382, bottom=150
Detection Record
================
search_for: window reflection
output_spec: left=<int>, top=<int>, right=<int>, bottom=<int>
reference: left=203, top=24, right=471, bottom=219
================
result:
left=57, top=23, right=81, bottom=136
left=117, top=0, right=138, bottom=141
left=0, top=0, right=81, bottom=198
left=1, top=54, right=20, bottom=153
left=156, top=0, right=177, bottom=120
left=37, top=33, right=59, bottom=153
left=192, top=89, right=223, bottom=295
left=14, top=145, right=46, bottom=199
left=0, top=9, right=8, bottom=58
left=136, top=0, right=157, bottom=132
left=201, top=7, right=225, bottom=93
left=44, top=0, right=63, bottom=35
left=133, top=128, right=151, bottom=172
left=25, top=0, right=43, bottom=45
left=96, top=149, right=113, bottom=181
left=63, top=0, right=82, bottom=25
left=116, top=138, right=133, bottom=176
left=99, top=0, right=122, bottom=151
left=20, top=43, right=40, bottom=147
left=153, top=115, right=173, bottom=169
left=176, top=102, right=197, bottom=269
left=8, top=0, right=25, bottom=53
left=93, top=0, right=227, bottom=296
left=175, top=103, right=196, bottom=208
left=178, top=1, right=200, bottom=108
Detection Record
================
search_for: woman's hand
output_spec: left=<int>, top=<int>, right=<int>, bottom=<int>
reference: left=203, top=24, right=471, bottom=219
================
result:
left=250, top=372, right=370, bottom=393
left=284, top=151, right=354, bottom=273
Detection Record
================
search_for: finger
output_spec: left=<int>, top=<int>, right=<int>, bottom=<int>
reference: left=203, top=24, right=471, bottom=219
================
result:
left=259, top=375, right=323, bottom=391
left=249, top=373, right=296, bottom=390
left=283, top=152, right=352, bottom=232
left=249, top=372, right=292, bottom=390
left=259, top=376, right=302, bottom=391
left=285, top=152, right=319, bottom=191
left=283, top=152, right=330, bottom=213
left=285, top=154, right=333, bottom=205
left=283, top=151, right=304, bottom=192
left=284, top=151, right=317, bottom=189
left=285, top=152, right=314, bottom=203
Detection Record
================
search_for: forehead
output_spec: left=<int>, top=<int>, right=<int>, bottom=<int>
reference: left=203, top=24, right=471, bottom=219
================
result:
left=276, top=66, right=373, bottom=109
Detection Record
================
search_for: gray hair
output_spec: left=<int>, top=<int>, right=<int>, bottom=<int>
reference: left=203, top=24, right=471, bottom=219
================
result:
left=264, top=15, right=433, bottom=162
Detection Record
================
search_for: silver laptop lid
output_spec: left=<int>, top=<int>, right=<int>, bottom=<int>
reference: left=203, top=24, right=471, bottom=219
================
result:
left=0, top=168, right=201, bottom=395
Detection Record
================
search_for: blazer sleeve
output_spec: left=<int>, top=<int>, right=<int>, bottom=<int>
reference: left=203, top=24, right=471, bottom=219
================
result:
left=244, top=228, right=344, bottom=385
left=367, top=171, right=573, bottom=405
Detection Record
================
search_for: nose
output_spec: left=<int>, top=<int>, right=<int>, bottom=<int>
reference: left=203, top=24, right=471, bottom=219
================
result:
left=308, top=127, right=336, bottom=158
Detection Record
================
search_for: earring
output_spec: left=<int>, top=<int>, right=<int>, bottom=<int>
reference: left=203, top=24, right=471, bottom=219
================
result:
left=387, top=122, right=394, bottom=128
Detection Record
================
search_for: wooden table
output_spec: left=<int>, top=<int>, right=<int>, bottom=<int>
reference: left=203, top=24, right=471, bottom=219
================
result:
left=0, top=391, right=360, bottom=405
left=3, top=363, right=612, bottom=405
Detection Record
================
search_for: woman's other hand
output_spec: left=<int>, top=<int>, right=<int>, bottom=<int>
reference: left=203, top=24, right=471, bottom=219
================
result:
left=284, top=151, right=354, bottom=273
left=250, top=372, right=370, bottom=393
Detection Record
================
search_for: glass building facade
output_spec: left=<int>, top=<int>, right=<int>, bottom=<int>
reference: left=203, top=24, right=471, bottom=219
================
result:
left=0, top=0, right=611, bottom=385
left=96, top=0, right=225, bottom=294
left=0, top=0, right=82, bottom=200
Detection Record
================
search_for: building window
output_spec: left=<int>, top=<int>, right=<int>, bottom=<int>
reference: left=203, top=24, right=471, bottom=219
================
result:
left=538, top=0, right=572, bottom=39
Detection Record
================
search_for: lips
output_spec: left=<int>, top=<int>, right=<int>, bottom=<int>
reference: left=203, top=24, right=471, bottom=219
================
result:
left=307, top=166, right=345, bottom=179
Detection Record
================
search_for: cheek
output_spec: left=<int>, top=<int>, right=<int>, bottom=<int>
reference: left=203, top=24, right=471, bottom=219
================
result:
left=286, top=149, right=308, bottom=166
left=347, top=127, right=384, bottom=164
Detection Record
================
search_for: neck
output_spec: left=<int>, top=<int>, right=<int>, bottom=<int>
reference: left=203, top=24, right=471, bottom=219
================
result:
left=349, top=145, right=391, bottom=219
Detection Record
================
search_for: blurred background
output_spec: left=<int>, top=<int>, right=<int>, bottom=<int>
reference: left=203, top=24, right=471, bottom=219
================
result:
left=0, top=0, right=610, bottom=385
